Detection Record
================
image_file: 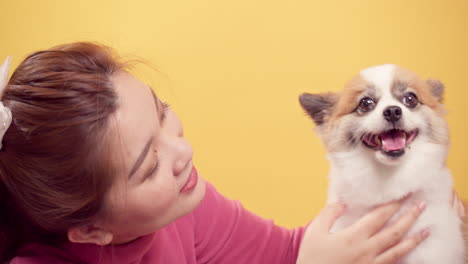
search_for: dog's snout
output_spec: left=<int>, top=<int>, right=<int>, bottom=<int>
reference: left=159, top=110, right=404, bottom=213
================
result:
left=383, top=106, right=402, bottom=122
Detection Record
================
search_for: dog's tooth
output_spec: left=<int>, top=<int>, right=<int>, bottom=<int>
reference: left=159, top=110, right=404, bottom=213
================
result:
left=374, top=135, right=381, bottom=146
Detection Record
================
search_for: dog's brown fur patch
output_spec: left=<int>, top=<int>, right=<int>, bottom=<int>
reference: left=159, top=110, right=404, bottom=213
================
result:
left=330, top=75, right=372, bottom=121
left=393, top=66, right=443, bottom=113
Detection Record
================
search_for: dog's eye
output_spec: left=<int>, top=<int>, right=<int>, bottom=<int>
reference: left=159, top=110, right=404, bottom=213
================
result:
left=358, top=97, right=376, bottom=112
left=403, top=92, right=418, bottom=108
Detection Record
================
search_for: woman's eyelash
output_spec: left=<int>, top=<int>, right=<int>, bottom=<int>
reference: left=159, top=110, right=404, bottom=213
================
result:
left=147, top=159, right=160, bottom=180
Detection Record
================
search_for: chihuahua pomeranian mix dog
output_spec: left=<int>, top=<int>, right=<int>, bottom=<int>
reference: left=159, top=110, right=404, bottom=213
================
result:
left=299, top=64, right=465, bottom=263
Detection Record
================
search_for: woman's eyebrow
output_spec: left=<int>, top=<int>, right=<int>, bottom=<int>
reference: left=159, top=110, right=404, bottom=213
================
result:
left=128, top=137, right=153, bottom=179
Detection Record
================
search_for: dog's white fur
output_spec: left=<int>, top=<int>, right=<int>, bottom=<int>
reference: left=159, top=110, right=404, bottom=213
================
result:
left=300, top=65, right=464, bottom=263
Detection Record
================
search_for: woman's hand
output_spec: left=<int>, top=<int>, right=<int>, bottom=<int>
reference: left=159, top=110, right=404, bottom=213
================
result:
left=451, top=190, right=465, bottom=219
left=296, top=199, right=428, bottom=264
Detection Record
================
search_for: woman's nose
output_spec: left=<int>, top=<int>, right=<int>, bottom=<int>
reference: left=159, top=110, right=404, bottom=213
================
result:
left=172, top=138, right=193, bottom=176
left=161, top=109, right=192, bottom=176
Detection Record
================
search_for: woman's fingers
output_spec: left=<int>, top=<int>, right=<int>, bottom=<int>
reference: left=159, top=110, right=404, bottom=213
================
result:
left=299, top=198, right=428, bottom=264
left=452, top=190, right=466, bottom=219
left=374, top=229, right=430, bottom=264
left=311, top=203, right=347, bottom=233
left=371, top=201, right=426, bottom=250
left=458, top=199, right=466, bottom=218
left=347, top=198, right=406, bottom=238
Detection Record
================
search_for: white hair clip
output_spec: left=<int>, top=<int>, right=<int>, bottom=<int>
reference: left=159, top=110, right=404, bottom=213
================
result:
left=0, top=56, right=12, bottom=150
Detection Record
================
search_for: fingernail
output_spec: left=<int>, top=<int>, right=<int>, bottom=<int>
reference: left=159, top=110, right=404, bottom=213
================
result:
left=336, top=200, right=347, bottom=210
left=416, top=201, right=426, bottom=212
left=338, top=202, right=347, bottom=212
left=329, top=202, right=346, bottom=212
left=404, top=192, right=413, bottom=199
left=421, top=228, right=430, bottom=239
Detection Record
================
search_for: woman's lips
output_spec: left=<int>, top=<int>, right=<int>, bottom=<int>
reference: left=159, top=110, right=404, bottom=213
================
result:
left=180, top=166, right=198, bottom=193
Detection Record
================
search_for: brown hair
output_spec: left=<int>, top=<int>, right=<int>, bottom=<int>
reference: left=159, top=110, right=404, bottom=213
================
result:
left=0, top=42, right=123, bottom=260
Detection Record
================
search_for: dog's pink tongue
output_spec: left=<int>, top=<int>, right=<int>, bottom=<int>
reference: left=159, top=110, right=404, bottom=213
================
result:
left=380, top=131, right=406, bottom=151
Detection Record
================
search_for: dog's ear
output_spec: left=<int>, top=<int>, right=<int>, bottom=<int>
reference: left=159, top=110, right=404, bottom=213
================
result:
left=426, top=79, right=444, bottom=102
left=299, top=92, right=338, bottom=125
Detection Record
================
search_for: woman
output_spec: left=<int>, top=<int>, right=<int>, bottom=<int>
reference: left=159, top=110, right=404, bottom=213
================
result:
left=0, top=42, right=446, bottom=263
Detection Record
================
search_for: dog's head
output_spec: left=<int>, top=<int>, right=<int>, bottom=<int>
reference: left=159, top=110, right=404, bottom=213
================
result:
left=299, top=64, right=448, bottom=166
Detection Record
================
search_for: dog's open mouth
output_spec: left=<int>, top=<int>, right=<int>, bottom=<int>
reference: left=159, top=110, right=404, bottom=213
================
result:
left=362, top=129, right=418, bottom=157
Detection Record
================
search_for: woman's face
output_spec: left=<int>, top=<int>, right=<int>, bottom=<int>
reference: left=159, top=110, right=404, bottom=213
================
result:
left=102, top=71, right=206, bottom=244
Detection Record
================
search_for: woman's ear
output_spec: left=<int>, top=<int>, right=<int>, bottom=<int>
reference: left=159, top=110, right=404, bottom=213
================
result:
left=67, top=224, right=113, bottom=246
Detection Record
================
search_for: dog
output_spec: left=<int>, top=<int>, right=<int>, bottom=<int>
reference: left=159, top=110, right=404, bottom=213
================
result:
left=299, top=64, right=465, bottom=263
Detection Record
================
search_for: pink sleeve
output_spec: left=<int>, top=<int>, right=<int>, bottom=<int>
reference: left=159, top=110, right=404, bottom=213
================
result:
left=193, top=183, right=304, bottom=264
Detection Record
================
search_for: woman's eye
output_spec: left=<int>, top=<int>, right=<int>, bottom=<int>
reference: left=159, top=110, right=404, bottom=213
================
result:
left=146, top=161, right=160, bottom=181
left=358, top=97, right=376, bottom=112
left=403, top=92, right=418, bottom=108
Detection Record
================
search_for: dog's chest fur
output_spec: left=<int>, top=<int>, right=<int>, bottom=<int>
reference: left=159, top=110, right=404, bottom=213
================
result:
left=326, top=142, right=464, bottom=264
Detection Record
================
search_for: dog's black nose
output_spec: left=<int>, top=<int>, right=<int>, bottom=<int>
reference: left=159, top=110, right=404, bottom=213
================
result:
left=383, top=106, right=402, bottom=122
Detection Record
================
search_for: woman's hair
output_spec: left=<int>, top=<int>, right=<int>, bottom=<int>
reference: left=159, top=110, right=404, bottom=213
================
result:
left=0, top=42, right=124, bottom=260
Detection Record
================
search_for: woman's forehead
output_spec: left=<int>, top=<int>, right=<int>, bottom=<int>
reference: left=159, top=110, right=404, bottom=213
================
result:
left=110, top=71, right=159, bottom=171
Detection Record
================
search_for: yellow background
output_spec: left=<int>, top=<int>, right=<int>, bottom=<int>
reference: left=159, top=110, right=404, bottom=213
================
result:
left=0, top=0, right=466, bottom=228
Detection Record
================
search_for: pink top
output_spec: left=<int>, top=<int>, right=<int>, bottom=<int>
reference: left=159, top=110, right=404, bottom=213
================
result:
left=11, top=183, right=304, bottom=263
